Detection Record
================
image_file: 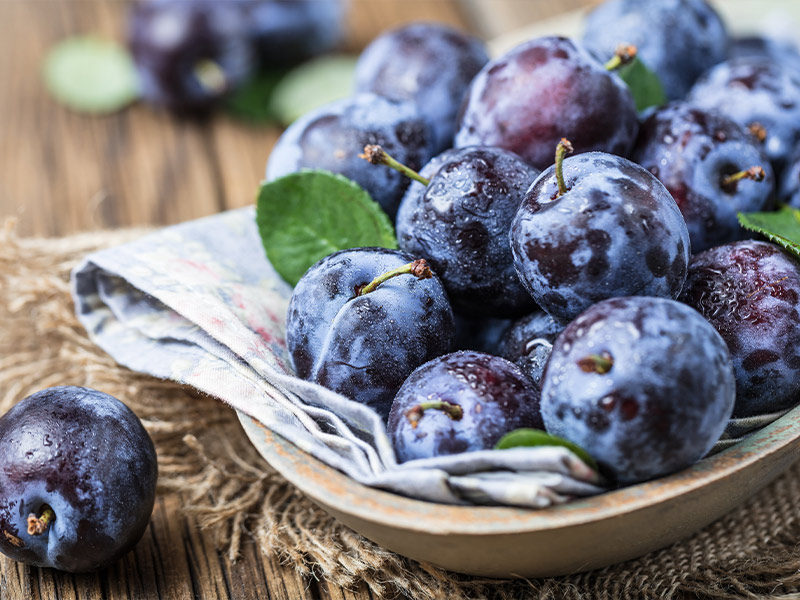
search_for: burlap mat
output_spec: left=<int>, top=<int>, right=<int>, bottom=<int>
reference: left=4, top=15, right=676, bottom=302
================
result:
left=3, top=222, right=800, bottom=600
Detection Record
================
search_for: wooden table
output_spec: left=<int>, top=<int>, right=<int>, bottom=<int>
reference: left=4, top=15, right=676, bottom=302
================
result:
left=0, top=1, right=589, bottom=598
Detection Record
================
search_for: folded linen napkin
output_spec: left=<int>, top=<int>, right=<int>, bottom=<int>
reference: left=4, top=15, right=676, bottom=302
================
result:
left=71, top=207, right=605, bottom=507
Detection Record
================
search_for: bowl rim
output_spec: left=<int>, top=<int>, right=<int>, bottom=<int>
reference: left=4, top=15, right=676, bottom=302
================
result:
left=238, top=402, right=800, bottom=537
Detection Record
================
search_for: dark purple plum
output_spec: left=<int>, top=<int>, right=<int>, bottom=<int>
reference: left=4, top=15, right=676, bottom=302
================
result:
left=395, top=146, right=540, bottom=317
left=454, top=36, right=638, bottom=171
left=779, top=147, right=800, bottom=208
left=631, top=102, right=775, bottom=252
left=687, top=56, right=800, bottom=174
left=286, top=247, right=454, bottom=420
left=355, top=22, right=489, bottom=152
left=266, top=93, right=434, bottom=220
left=679, top=241, right=800, bottom=417
left=388, top=351, right=543, bottom=463
left=240, top=0, right=345, bottom=67
left=581, top=0, right=728, bottom=100
left=0, top=386, right=157, bottom=572
left=510, top=147, right=690, bottom=323
left=541, top=297, right=735, bottom=484
left=128, top=0, right=254, bottom=113
left=497, top=311, right=564, bottom=388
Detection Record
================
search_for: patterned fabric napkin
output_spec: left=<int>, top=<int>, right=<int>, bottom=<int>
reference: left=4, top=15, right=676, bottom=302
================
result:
left=71, top=207, right=604, bottom=508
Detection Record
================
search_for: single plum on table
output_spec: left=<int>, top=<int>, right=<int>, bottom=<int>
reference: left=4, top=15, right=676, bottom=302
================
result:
left=128, top=0, right=254, bottom=112
left=0, top=386, right=158, bottom=572
left=454, top=36, right=639, bottom=171
left=541, top=297, right=735, bottom=485
left=679, top=240, right=800, bottom=418
left=286, top=247, right=454, bottom=421
left=354, top=22, right=489, bottom=152
left=266, top=93, right=434, bottom=221
left=581, top=0, right=728, bottom=100
left=510, top=141, right=690, bottom=323
left=388, top=351, right=543, bottom=463
left=631, top=102, right=774, bottom=252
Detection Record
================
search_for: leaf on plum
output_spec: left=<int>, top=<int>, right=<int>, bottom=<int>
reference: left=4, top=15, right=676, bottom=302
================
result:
left=495, top=428, right=598, bottom=470
left=738, top=206, right=800, bottom=259
left=616, top=57, right=666, bottom=113
left=256, top=170, right=398, bottom=286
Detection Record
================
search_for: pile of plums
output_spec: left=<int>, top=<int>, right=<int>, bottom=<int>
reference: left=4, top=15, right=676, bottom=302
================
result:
left=276, top=0, right=800, bottom=486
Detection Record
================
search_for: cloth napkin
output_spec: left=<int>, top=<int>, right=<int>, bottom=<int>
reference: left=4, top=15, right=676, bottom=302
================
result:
left=71, top=207, right=604, bottom=508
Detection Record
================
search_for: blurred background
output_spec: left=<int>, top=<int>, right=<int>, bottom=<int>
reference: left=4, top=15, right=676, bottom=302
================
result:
left=0, top=0, right=797, bottom=238
left=0, top=0, right=602, bottom=238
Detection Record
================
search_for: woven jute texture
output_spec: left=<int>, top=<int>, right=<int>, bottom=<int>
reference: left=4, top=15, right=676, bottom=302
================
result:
left=3, top=223, right=800, bottom=600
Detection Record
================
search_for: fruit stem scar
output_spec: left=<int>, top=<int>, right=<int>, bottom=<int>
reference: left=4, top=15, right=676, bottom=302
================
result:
left=720, top=166, right=766, bottom=193
left=27, top=505, right=56, bottom=536
left=554, top=138, right=574, bottom=198
left=405, top=401, right=463, bottom=428
left=360, top=144, right=430, bottom=186
left=577, top=351, right=614, bottom=374
left=604, top=44, right=638, bottom=71
left=355, top=259, right=432, bottom=297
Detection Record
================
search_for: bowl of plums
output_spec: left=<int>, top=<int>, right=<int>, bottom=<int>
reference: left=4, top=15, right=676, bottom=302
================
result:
left=237, top=0, right=800, bottom=578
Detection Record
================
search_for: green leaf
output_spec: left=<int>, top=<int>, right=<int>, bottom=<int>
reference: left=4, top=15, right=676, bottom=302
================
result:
left=738, top=206, right=800, bottom=258
left=224, top=69, right=287, bottom=124
left=616, top=57, right=667, bottom=113
left=43, top=36, right=139, bottom=114
left=495, top=428, right=598, bottom=470
left=269, top=55, right=358, bottom=127
left=256, top=170, right=398, bottom=286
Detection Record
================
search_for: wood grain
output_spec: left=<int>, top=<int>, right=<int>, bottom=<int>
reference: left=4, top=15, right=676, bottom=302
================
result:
left=0, top=1, right=583, bottom=598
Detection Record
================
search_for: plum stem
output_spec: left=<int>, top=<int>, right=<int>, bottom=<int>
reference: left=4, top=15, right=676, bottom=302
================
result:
left=554, top=138, right=574, bottom=198
left=604, top=44, right=638, bottom=71
left=355, top=259, right=432, bottom=297
left=577, top=351, right=614, bottom=374
left=721, top=166, right=766, bottom=193
left=405, top=401, right=463, bottom=429
left=360, top=144, right=430, bottom=186
left=194, top=59, right=228, bottom=94
left=27, top=505, right=56, bottom=536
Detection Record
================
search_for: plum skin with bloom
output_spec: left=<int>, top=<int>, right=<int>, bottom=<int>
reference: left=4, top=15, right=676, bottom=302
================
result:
left=396, top=146, right=540, bottom=318
left=0, top=386, right=158, bottom=572
left=388, top=351, right=543, bottom=463
left=286, top=247, right=454, bottom=421
left=679, top=240, right=800, bottom=417
left=454, top=36, right=638, bottom=171
left=266, top=93, right=434, bottom=221
left=541, top=297, right=735, bottom=485
left=631, top=102, right=774, bottom=253
left=354, top=22, right=489, bottom=153
left=510, top=152, right=690, bottom=324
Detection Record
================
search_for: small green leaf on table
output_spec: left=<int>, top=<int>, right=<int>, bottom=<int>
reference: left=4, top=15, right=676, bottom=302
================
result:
left=495, top=428, right=598, bottom=470
left=43, top=36, right=139, bottom=114
left=616, top=57, right=667, bottom=113
left=256, top=170, right=398, bottom=286
left=269, top=55, right=358, bottom=127
left=739, top=206, right=800, bottom=259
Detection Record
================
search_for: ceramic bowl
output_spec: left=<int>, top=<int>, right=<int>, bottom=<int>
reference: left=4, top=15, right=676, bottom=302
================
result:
left=238, top=404, right=800, bottom=578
